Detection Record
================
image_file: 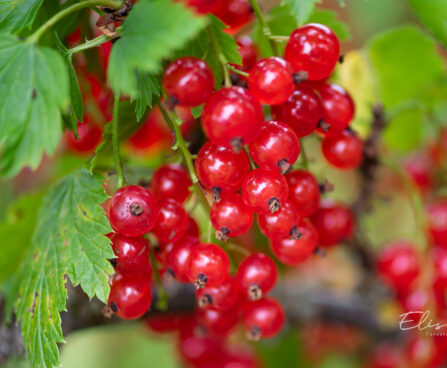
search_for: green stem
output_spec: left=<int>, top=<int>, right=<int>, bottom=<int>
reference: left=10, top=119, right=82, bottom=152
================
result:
left=248, top=0, right=279, bottom=55
left=244, top=146, right=257, bottom=170
left=299, top=139, right=309, bottom=169
left=28, top=0, right=123, bottom=43
left=68, top=31, right=120, bottom=55
left=269, top=35, right=289, bottom=42
left=208, top=27, right=231, bottom=87
left=226, top=64, right=249, bottom=77
left=149, top=248, right=168, bottom=310
left=112, top=93, right=126, bottom=188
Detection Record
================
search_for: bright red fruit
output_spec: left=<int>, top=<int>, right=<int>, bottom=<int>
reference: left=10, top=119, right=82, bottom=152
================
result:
left=286, top=170, right=321, bottom=217
left=258, top=201, right=301, bottom=240
left=242, top=297, right=285, bottom=340
left=108, top=185, right=159, bottom=237
left=163, top=57, right=214, bottom=107
left=434, top=248, right=447, bottom=288
left=177, top=333, right=222, bottom=366
left=185, top=216, right=200, bottom=238
left=165, top=236, right=199, bottom=282
left=108, top=274, right=152, bottom=319
left=285, top=23, right=340, bottom=81
left=180, top=0, right=223, bottom=14
left=66, top=121, right=102, bottom=154
left=201, top=87, right=264, bottom=149
left=403, top=153, right=434, bottom=193
left=236, top=253, right=278, bottom=300
left=322, top=130, right=364, bottom=170
left=241, top=168, right=289, bottom=214
left=197, top=305, right=240, bottom=338
left=236, top=36, right=258, bottom=70
left=249, top=121, right=300, bottom=174
left=271, top=85, right=323, bottom=137
left=196, top=276, right=240, bottom=311
left=427, top=200, right=447, bottom=247
left=216, top=0, right=252, bottom=28
left=150, top=164, right=192, bottom=204
left=144, top=313, right=181, bottom=334
left=270, top=219, right=318, bottom=265
left=248, top=57, right=294, bottom=105
left=187, top=243, right=230, bottom=288
left=152, top=199, right=188, bottom=243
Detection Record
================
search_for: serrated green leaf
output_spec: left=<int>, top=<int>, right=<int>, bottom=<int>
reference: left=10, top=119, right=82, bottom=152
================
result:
left=0, top=0, right=44, bottom=33
left=7, top=169, right=113, bottom=368
left=282, top=0, right=320, bottom=25
left=0, top=34, right=69, bottom=177
left=308, top=9, right=351, bottom=41
left=209, top=15, right=241, bottom=65
left=133, top=72, right=160, bottom=121
left=108, top=0, right=207, bottom=97
left=190, top=104, right=203, bottom=118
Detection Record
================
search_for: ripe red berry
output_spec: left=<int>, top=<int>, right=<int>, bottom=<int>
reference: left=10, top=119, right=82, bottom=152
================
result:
left=144, top=313, right=181, bottom=334
left=236, top=36, right=258, bottom=71
left=197, top=305, right=240, bottom=338
left=216, top=0, right=252, bottom=28
left=258, top=201, right=301, bottom=240
left=196, top=276, right=240, bottom=311
left=66, top=121, right=103, bottom=154
left=165, top=236, right=199, bottom=282
left=108, top=185, right=159, bottom=237
left=163, top=57, right=214, bottom=107
left=108, top=274, right=152, bottom=319
left=270, top=219, right=318, bottom=265
left=177, top=333, right=222, bottom=366
left=249, top=121, right=300, bottom=174
left=195, top=141, right=250, bottom=198
left=248, top=57, right=294, bottom=105
left=241, top=168, right=289, bottom=214
left=201, top=87, right=264, bottom=149
left=236, top=253, right=278, bottom=300
left=187, top=243, right=230, bottom=288
left=286, top=170, right=321, bottom=217
left=152, top=199, right=188, bottom=243
left=271, top=85, right=323, bottom=138
left=185, top=216, right=200, bottom=238
left=242, top=297, right=285, bottom=340
left=427, top=200, right=447, bottom=247
left=322, top=130, right=364, bottom=170
left=403, top=153, right=434, bottom=193
left=210, top=193, right=253, bottom=240
left=285, top=23, right=340, bottom=81
left=150, top=164, right=192, bottom=204
left=433, top=248, right=447, bottom=288
left=181, top=0, right=223, bottom=14
left=310, top=200, right=355, bottom=246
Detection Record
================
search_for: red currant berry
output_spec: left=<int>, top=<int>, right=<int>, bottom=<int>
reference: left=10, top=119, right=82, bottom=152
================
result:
left=236, top=253, right=278, bottom=300
left=152, top=199, right=188, bottom=243
left=271, top=85, right=323, bottom=138
left=201, top=87, right=264, bottom=149
left=427, top=200, right=447, bottom=247
left=285, top=23, right=340, bottom=81
left=285, top=170, right=321, bottom=217
left=310, top=200, right=355, bottom=246
left=434, top=248, right=447, bottom=288
left=210, top=193, right=253, bottom=240
left=163, top=57, right=214, bottom=107
left=108, top=274, right=152, bottom=319
left=258, top=200, right=301, bottom=240
left=178, top=333, right=222, bottom=366
left=216, top=0, right=252, bottom=28
left=242, top=297, right=285, bottom=340
left=197, top=305, right=240, bottom=338
left=180, top=0, right=223, bottom=14
left=322, top=130, right=364, bottom=170
left=165, top=236, right=199, bottom=282
left=249, top=121, right=300, bottom=174
left=270, top=219, right=318, bottom=265
left=187, top=242, right=230, bottom=288
left=403, top=153, right=434, bottom=193
left=108, top=185, right=159, bottom=237
left=144, top=313, right=181, bottom=334
left=196, top=276, right=240, bottom=311
left=195, top=141, right=250, bottom=198
left=221, top=346, right=259, bottom=368
left=66, top=121, right=102, bottom=154
left=241, top=168, right=289, bottom=214
left=185, top=216, right=200, bottom=238
left=236, top=36, right=258, bottom=70
left=248, top=57, right=294, bottom=105
left=150, top=164, right=192, bottom=204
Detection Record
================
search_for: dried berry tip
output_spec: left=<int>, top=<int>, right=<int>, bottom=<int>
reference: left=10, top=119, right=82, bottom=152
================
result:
left=290, top=226, right=303, bottom=240
left=211, top=187, right=222, bottom=203
left=130, top=202, right=144, bottom=216
left=198, top=294, right=213, bottom=308
left=246, top=326, right=262, bottom=341
left=268, top=197, right=281, bottom=213
left=193, top=273, right=208, bottom=290
left=230, top=137, right=243, bottom=153
left=277, top=159, right=292, bottom=174
left=215, top=227, right=230, bottom=241
left=248, top=284, right=262, bottom=301
left=292, top=71, right=309, bottom=84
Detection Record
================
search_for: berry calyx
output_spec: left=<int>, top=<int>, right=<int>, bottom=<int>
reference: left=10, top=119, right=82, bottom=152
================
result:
left=152, top=199, right=188, bottom=243
left=196, top=276, right=240, bottom=311
left=165, top=236, right=199, bottom=282
left=286, top=170, right=321, bottom=217
left=322, top=130, right=364, bottom=170
left=258, top=200, right=301, bottom=240
left=150, top=164, right=192, bottom=204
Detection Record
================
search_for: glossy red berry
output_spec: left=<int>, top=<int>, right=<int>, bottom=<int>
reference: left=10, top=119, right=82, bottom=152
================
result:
left=242, top=297, right=285, bottom=340
left=181, top=0, right=223, bottom=14
left=427, top=200, right=447, bottom=247
left=286, top=170, right=321, bottom=217
left=216, top=0, right=252, bottom=28
left=310, top=200, right=355, bottom=246
left=434, top=248, right=447, bottom=288
left=144, top=313, right=181, bottom=334
left=66, top=121, right=102, bottom=154
left=108, top=185, right=159, bottom=237
left=108, top=274, right=152, bottom=319
left=271, top=85, right=323, bottom=137
left=187, top=243, right=230, bottom=288
left=249, top=121, right=300, bottom=174
left=196, top=276, right=240, bottom=311
left=236, top=36, right=258, bottom=70
left=195, top=141, right=250, bottom=196
left=210, top=193, right=253, bottom=240
left=185, top=216, right=200, bottom=238
left=258, top=201, right=301, bottom=240
left=285, top=23, right=340, bottom=81
left=165, top=236, right=199, bottom=282
left=178, top=333, right=221, bottom=366
left=241, top=168, right=289, bottom=214
left=150, top=164, right=192, bottom=204
left=201, top=87, right=264, bottom=149
left=322, top=130, right=364, bottom=170
left=248, top=57, right=294, bottom=105
left=270, top=219, right=318, bottom=265
left=163, top=57, right=214, bottom=107
left=152, top=199, right=188, bottom=243
left=197, top=305, right=240, bottom=338
left=236, top=253, right=278, bottom=300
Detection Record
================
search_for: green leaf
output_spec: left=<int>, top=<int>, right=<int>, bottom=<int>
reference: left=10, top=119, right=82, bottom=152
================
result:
left=0, top=34, right=69, bottom=177
left=191, top=104, right=204, bottom=119
left=7, top=169, right=113, bottom=368
left=108, top=0, right=207, bottom=97
left=283, top=0, right=320, bottom=25
left=308, top=9, right=351, bottom=41
left=133, top=72, right=160, bottom=121
left=408, top=0, right=447, bottom=49
left=0, top=0, right=44, bottom=33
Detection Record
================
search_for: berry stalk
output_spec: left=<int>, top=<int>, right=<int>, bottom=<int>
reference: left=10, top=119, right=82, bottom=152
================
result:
left=111, top=93, right=126, bottom=188
left=248, top=0, right=279, bottom=55
left=207, top=26, right=231, bottom=87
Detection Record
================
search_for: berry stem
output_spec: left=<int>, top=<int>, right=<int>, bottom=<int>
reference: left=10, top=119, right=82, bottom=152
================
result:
left=269, top=35, right=289, bottom=41
left=226, top=64, right=249, bottom=77
left=111, top=93, right=126, bottom=188
left=208, top=27, right=231, bottom=87
left=227, top=242, right=251, bottom=256
left=248, top=0, right=279, bottom=55
left=148, top=246, right=168, bottom=311
left=67, top=31, right=121, bottom=55
left=244, top=146, right=257, bottom=170
left=299, top=139, right=309, bottom=169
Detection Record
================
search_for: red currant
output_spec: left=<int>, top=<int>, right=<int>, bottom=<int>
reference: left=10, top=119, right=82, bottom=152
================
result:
left=197, top=305, right=240, bottom=338
left=403, top=153, right=434, bottom=193
left=322, top=130, right=364, bottom=170
left=180, top=0, right=223, bottom=14
left=216, top=0, right=252, bottom=28
left=427, top=200, right=447, bottom=247
left=66, top=120, right=103, bottom=154
left=144, top=313, right=181, bottom=334
left=285, top=23, right=340, bottom=81
left=285, top=170, right=321, bottom=217
left=150, top=164, right=192, bottom=204
left=108, top=274, right=152, bottom=319
left=187, top=242, right=230, bottom=288
left=163, top=57, right=214, bottom=107
left=152, top=199, right=188, bottom=243
left=236, top=36, right=258, bottom=70
left=108, top=185, right=159, bottom=237
left=271, top=85, right=323, bottom=138
left=185, top=216, right=200, bottom=238
left=177, top=333, right=222, bottom=366
left=249, top=121, right=300, bottom=174
left=434, top=248, right=447, bottom=288
left=236, top=253, right=278, bottom=300
left=165, top=236, right=199, bottom=282
left=258, top=200, right=301, bottom=240
left=196, top=276, right=240, bottom=311
left=201, top=87, right=264, bottom=149
left=241, top=168, right=289, bottom=214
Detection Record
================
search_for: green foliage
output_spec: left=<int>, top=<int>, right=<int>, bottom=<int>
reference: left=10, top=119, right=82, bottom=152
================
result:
left=0, top=34, right=69, bottom=177
left=282, top=0, right=320, bottom=25
left=191, top=104, right=204, bottom=119
left=308, top=9, right=351, bottom=41
left=256, top=330, right=302, bottom=368
left=107, top=0, right=207, bottom=98
left=133, top=72, right=160, bottom=121
left=6, top=169, right=113, bottom=368
left=0, top=0, right=44, bottom=33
